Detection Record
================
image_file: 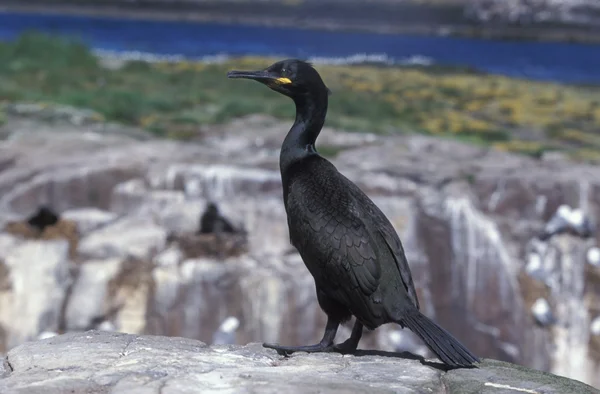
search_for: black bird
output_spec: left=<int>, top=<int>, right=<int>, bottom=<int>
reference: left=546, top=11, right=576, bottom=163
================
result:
left=227, top=59, right=479, bottom=367
left=198, top=202, right=237, bottom=235
left=27, top=205, right=59, bottom=232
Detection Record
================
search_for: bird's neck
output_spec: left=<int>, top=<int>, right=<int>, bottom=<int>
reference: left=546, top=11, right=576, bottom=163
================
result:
left=280, top=92, right=328, bottom=174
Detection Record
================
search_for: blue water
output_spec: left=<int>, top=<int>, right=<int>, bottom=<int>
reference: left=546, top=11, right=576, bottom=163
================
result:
left=1, top=11, right=600, bottom=84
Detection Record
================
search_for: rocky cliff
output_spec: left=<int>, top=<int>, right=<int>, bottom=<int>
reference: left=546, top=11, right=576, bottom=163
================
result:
left=5, top=0, right=600, bottom=27
left=0, top=104, right=599, bottom=388
left=1, top=330, right=598, bottom=393
left=465, top=0, right=600, bottom=26
left=4, top=0, right=600, bottom=43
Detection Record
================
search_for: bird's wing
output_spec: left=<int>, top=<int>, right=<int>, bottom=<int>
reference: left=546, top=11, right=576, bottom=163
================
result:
left=343, top=176, right=420, bottom=310
left=289, top=173, right=382, bottom=316
left=377, top=227, right=420, bottom=309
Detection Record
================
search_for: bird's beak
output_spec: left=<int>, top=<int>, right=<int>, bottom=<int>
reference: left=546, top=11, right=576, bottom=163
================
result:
left=227, top=70, right=292, bottom=85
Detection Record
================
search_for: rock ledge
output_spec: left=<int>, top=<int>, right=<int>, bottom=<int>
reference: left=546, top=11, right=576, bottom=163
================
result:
left=0, top=331, right=597, bottom=394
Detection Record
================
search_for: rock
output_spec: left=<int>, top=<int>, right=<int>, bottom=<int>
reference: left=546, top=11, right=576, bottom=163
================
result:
left=78, top=216, right=167, bottom=260
left=0, top=357, right=9, bottom=379
left=108, top=257, right=156, bottom=335
left=154, top=245, right=184, bottom=268
left=61, top=207, right=118, bottom=235
left=146, top=254, right=318, bottom=346
left=0, top=238, right=71, bottom=352
left=3, top=218, right=80, bottom=258
left=0, top=359, right=11, bottom=379
left=64, top=258, right=122, bottom=331
left=0, top=124, right=218, bottom=226
left=465, top=0, right=600, bottom=26
left=0, top=331, right=597, bottom=394
left=170, top=232, right=249, bottom=259
left=150, top=200, right=205, bottom=235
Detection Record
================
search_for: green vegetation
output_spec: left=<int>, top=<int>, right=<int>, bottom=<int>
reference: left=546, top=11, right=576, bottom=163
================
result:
left=2, top=33, right=600, bottom=161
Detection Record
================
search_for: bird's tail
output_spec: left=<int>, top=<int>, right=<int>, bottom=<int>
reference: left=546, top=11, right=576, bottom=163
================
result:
left=398, top=308, right=480, bottom=367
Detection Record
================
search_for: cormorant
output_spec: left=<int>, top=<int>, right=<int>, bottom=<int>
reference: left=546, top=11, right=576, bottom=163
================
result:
left=26, top=205, right=59, bottom=232
left=198, top=202, right=237, bottom=235
left=227, top=59, right=479, bottom=367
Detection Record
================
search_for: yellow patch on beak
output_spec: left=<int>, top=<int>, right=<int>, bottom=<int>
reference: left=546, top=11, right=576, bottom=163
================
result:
left=275, top=77, right=292, bottom=84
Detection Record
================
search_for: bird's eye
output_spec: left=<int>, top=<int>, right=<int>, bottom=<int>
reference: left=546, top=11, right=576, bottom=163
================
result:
left=281, top=68, right=287, bottom=75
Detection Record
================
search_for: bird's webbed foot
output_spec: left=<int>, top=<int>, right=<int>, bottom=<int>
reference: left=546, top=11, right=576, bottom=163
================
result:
left=331, top=339, right=358, bottom=354
left=262, top=342, right=334, bottom=356
left=332, top=320, right=364, bottom=354
left=263, top=316, right=341, bottom=356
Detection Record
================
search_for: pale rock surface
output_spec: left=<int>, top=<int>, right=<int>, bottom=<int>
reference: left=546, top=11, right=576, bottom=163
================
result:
left=78, top=216, right=168, bottom=260
left=0, top=238, right=71, bottom=350
left=1, top=331, right=598, bottom=394
left=465, top=0, right=600, bottom=26
left=61, top=207, right=118, bottom=235
left=64, top=258, right=123, bottom=330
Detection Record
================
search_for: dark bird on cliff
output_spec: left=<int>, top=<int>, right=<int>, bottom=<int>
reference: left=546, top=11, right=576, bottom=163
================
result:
left=197, top=202, right=237, bottom=235
left=26, top=205, right=59, bottom=232
left=227, top=59, right=479, bottom=367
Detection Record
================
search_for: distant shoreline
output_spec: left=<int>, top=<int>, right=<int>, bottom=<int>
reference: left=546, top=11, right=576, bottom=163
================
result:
left=2, top=3, right=600, bottom=45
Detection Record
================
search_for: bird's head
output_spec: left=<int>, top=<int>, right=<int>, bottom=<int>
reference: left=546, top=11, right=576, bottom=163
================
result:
left=227, top=59, right=331, bottom=99
left=205, top=202, right=219, bottom=215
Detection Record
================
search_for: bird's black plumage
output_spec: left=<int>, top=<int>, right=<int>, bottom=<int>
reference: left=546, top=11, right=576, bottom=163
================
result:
left=27, top=205, right=59, bottom=232
left=198, top=202, right=237, bottom=235
left=227, top=59, right=479, bottom=367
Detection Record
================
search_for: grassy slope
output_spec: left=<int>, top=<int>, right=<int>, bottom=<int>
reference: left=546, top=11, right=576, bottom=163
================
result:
left=1, top=33, right=600, bottom=162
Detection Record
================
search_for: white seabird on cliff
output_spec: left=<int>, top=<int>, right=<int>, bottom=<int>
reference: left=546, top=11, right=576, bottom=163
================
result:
left=587, top=247, right=600, bottom=268
left=539, top=204, right=595, bottom=241
left=212, top=316, right=241, bottom=345
left=591, top=316, right=600, bottom=336
left=531, top=298, right=554, bottom=327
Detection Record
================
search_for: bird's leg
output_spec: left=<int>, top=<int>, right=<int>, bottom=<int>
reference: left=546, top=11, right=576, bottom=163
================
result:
left=333, top=320, right=363, bottom=354
left=263, top=317, right=339, bottom=356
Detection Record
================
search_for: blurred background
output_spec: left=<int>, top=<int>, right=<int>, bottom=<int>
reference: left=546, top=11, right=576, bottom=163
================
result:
left=0, top=0, right=600, bottom=388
